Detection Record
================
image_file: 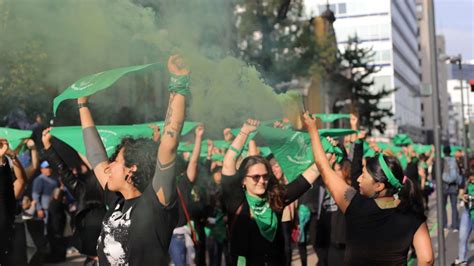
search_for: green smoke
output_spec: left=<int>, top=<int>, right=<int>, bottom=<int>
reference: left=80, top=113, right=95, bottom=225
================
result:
left=0, top=0, right=284, bottom=137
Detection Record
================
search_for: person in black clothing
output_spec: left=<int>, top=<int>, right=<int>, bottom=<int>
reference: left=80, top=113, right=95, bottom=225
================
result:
left=42, top=128, right=106, bottom=265
left=221, top=119, right=320, bottom=265
left=304, top=112, right=434, bottom=266
left=170, top=124, right=207, bottom=266
left=46, top=187, right=68, bottom=262
left=0, top=138, right=28, bottom=265
left=77, top=54, right=189, bottom=266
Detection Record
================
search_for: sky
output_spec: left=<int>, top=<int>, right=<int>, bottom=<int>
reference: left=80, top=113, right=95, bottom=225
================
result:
left=435, top=0, right=474, bottom=61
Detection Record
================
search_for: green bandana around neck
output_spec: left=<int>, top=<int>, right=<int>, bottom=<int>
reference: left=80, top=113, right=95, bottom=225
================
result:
left=244, top=191, right=278, bottom=242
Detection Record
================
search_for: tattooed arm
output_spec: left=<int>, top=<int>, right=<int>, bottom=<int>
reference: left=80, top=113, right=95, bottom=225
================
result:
left=303, top=112, right=356, bottom=213
left=153, top=55, right=189, bottom=206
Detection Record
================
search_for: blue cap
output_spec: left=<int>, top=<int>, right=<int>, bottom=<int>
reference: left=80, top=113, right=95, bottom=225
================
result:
left=40, top=161, right=50, bottom=169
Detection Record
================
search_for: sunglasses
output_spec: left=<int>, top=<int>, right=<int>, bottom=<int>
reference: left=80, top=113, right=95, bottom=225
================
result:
left=246, top=173, right=270, bottom=183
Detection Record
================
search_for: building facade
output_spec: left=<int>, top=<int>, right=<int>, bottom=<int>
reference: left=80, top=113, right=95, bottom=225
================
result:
left=305, top=0, right=424, bottom=142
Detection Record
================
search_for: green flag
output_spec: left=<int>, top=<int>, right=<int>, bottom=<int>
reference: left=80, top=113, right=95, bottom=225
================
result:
left=53, top=63, right=159, bottom=115
left=312, top=113, right=350, bottom=123
left=376, top=142, right=403, bottom=154
left=257, top=126, right=337, bottom=182
left=51, top=121, right=196, bottom=157
left=318, top=128, right=357, bottom=138
left=0, top=128, right=32, bottom=149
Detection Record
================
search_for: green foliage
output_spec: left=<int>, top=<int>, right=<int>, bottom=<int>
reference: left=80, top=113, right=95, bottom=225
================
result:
left=234, top=0, right=320, bottom=88
left=336, top=36, right=396, bottom=134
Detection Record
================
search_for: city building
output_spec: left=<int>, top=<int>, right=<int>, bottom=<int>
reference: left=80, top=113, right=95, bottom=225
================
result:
left=416, top=0, right=450, bottom=144
left=305, top=0, right=424, bottom=142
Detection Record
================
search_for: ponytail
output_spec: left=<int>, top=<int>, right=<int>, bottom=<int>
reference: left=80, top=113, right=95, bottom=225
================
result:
left=397, top=176, right=426, bottom=221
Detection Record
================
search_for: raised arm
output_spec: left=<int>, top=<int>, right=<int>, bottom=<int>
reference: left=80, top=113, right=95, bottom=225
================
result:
left=78, top=96, right=109, bottom=189
left=153, top=55, right=189, bottom=206
left=21, top=139, right=39, bottom=179
left=222, top=119, right=259, bottom=176
left=187, top=125, right=204, bottom=183
left=303, top=112, right=355, bottom=213
left=248, top=140, right=258, bottom=156
left=42, top=128, right=88, bottom=199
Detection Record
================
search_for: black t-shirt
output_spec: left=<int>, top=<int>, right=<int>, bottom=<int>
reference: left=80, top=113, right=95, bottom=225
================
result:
left=176, top=175, right=207, bottom=228
left=344, top=193, right=424, bottom=265
left=97, top=184, right=178, bottom=266
left=0, top=162, right=16, bottom=255
left=222, top=173, right=311, bottom=265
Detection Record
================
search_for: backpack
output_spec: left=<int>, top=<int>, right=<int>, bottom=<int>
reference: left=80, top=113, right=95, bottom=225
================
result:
left=442, top=157, right=460, bottom=184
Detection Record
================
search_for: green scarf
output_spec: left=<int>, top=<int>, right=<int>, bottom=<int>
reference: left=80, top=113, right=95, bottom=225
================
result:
left=245, top=192, right=278, bottom=242
left=468, top=183, right=474, bottom=220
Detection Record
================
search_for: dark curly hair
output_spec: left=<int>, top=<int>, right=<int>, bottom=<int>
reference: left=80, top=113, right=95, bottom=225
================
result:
left=110, top=137, right=158, bottom=193
left=238, top=155, right=286, bottom=212
left=366, top=155, right=426, bottom=221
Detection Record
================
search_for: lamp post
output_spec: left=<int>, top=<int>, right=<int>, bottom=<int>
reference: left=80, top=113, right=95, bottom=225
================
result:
left=441, top=54, right=469, bottom=173
left=427, top=0, right=445, bottom=264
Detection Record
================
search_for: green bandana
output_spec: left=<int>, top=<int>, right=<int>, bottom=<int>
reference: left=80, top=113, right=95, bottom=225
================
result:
left=245, top=192, right=278, bottom=242
left=312, top=113, right=350, bottom=123
left=378, top=153, right=403, bottom=190
left=392, top=134, right=413, bottom=146
left=168, top=74, right=190, bottom=95
left=0, top=128, right=32, bottom=149
left=258, top=126, right=342, bottom=182
left=467, top=183, right=474, bottom=220
left=412, top=144, right=432, bottom=155
left=297, top=204, right=311, bottom=242
left=318, top=128, right=358, bottom=137
left=53, top=63, right=160, bottom=115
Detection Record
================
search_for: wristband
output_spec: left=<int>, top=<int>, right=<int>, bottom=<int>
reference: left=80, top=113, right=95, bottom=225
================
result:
left=78, top=103, right=89, bottom=109
left=168, top=74, right=190, bottom=95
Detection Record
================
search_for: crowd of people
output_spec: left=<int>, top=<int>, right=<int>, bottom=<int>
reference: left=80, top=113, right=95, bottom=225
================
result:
left=1, top=55, right=473, bottom=266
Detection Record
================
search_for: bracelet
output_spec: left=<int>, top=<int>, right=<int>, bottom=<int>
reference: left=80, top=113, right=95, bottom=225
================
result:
left=239, top=131, right=249, bottom=136
left=78, top=103, right=89, bottom=109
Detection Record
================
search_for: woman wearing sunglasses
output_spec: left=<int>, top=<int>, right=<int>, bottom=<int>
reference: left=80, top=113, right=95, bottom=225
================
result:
left=303, top=112, right=434, bottom=266
left=221, top=119, right=320, bottom=265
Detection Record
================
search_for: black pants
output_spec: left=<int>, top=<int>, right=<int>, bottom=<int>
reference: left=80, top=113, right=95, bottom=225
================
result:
left=3, top=222, right=28, bottom=266
left=281, top=221, right=292, bottom=266
left=26, top=219, right=49, bottom=265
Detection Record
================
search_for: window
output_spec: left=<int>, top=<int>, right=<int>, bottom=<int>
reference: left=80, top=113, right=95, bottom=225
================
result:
left=338, top=3, right=347, bottom=14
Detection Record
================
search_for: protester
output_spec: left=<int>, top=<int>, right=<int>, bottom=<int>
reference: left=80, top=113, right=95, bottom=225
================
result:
left=442, top=145, right=462, bottom=231
left=454, top=169, right=474, bottom=266
left=78, top=54, right=189, bottom=265
left=42, top=127, right=106, bottom=265
left=170, top=124, right=207, bottom=266
left=0, top=137, right=28, bottom=265
left=221, top=119, right=320, bottom=265
left=304, top=112, right=434, bottom=265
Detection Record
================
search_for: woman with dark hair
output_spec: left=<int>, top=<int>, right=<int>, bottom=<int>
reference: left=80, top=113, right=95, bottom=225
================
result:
left=221, top=119, right=320, bottom=265
left=77, top=55, right=190, bottom=265
left=303, top=112, right=434, bottom=266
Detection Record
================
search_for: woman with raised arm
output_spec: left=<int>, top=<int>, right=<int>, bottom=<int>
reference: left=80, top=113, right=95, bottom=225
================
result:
left=221, top=119, right=320, bottom=265
left=303, top=112, right=434, bottom=266
left=0, top=138, right=28, bottom=265
left=78, top=55, right=190, bottom=265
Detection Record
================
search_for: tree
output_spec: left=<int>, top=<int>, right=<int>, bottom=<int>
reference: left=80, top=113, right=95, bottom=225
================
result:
left=234, top=0, right=320, bottom=89
left=335, top=36, right=396, bottom=134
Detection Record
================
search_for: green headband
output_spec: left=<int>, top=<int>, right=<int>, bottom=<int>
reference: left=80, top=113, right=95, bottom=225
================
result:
left=377, top=153, right=403, bottom=190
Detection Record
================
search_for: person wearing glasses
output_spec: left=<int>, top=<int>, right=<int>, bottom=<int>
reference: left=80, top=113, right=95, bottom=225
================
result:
left=221, top=119, right=320, bottom=265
